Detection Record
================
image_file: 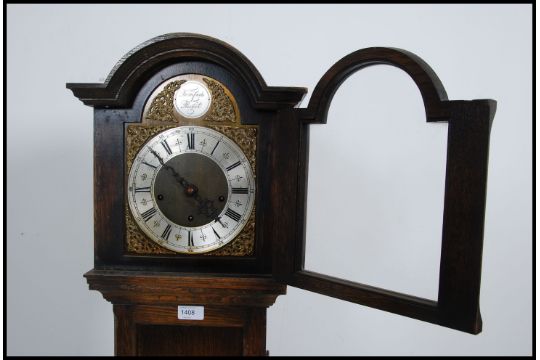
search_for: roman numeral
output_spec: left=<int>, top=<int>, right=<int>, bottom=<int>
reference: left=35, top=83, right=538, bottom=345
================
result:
left=225, top=208, right=241, bottom=222
left=188, top=231, right=194, bottom=246
left=161, top=140, right=172, bottom=155
left=212, top=227, right=221, bottom=239
left=142, top=161, right=157, bottom=169
left=187, top=133, right=195, bottom=150
left=211, top=140, right=220, bottom=155
left=141, top=207, right=157, bottom=222
left=226, top=161, right=241, bottom=172
left=231, top=187, right=248, bottom=194
left=135, top=187, right=151, bottom=193
left=161, top=224, right=172, bottom=240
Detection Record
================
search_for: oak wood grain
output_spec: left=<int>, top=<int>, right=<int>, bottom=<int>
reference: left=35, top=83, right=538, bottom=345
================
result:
left=89, top=270, right=285, bottom=356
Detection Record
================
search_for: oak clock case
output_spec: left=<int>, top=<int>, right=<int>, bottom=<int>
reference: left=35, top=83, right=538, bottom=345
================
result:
left=67, top=33, right=495, bottom=355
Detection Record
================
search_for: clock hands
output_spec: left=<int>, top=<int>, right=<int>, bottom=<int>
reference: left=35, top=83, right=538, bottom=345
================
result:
left=148, top=147, right=220, bottom=219
left=149, top=148, right=197, bottom=195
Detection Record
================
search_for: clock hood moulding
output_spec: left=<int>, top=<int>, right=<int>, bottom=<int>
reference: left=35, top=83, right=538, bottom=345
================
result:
left=66, top=33, right=307, bottom=109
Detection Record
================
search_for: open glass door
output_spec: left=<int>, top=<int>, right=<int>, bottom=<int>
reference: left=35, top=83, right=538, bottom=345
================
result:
left=271, top=47, right=495, bottom=335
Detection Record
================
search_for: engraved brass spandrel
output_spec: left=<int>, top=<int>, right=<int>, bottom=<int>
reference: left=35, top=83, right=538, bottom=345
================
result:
left=125, top=124, right=176, bottom=170
left=209, top=204, right=256, bottom=256
left=208, top=125, right=257, bottom=175
left=202, top=78, right=237, bottom=124
left=126, top=210, right=174, bottom=254
left=144, top=80, right=186, bottom=123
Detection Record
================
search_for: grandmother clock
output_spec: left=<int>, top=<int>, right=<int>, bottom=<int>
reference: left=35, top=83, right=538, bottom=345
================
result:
left=67, top=33, right=495, bottom=356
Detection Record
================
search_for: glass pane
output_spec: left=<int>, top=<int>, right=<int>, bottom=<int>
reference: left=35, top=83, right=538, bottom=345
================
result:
left=304, top=66, right=447, bottom=301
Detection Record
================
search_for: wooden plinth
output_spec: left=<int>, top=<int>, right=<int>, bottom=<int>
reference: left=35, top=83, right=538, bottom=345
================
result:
left=85, top=270, right=287, bottom=356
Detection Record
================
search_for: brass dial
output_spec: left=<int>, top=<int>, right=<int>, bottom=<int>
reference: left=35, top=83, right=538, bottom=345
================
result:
left=127, top=126, right=255, bottom=254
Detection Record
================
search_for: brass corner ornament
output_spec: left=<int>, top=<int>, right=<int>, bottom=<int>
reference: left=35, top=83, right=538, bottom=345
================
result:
left=201, top=78, right=237, bottom=123
left=143, top=75, right=238, bottom=125
left=145, top=80, right=186, bottom=123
